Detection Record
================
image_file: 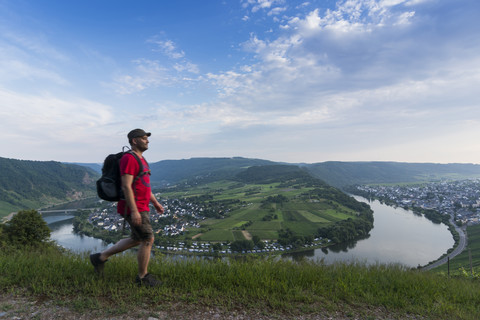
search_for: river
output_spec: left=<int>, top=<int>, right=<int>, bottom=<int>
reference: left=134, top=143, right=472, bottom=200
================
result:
left=284, top=196, right=454, bottom=267
left=45, top=215, right=111, bottom=254
left=45, top=196, right=454, bottom=267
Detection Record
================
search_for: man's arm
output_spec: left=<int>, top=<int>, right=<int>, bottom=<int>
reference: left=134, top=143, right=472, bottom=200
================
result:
left=150, top=193, right=164, bottom=214
left=121, top=173, right=141, bottom=226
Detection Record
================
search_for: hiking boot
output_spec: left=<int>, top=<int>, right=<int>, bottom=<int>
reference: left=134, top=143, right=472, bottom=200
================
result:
left=135, top=273, right=162, bottom=287
left=90, top=253, right=107, bottom=275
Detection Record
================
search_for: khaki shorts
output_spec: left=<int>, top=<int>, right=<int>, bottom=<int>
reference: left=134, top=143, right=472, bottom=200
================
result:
left=125, top=211, right=154, bottom=241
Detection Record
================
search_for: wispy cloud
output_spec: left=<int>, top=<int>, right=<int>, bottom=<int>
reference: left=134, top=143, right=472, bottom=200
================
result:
left=110, top=59, right=170, bottom=94
left=110, top=36, right=200, bottom=94
left=0, top=30, right=70, bottom=88
left=243, top=0, right=286, bottom=13
left=148, top=38, right=185, bottom=59
left=0, top=87, right=118, bottom=161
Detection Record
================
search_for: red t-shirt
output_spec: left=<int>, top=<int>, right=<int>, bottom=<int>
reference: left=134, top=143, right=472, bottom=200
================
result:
left=117, top=152, right=151, bottom=215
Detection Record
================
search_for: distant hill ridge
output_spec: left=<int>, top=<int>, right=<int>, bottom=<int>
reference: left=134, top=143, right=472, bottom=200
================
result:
left=71, top=156, right=480, bottom=188
left=2, top=155, right=480, bottom=218
left=148, top=158, right=480, bottom=188
left=305, top=161, right=480, bottom=188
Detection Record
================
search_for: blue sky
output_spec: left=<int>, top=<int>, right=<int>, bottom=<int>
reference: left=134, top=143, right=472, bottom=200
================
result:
left=1, top=0, right=479, bottom=164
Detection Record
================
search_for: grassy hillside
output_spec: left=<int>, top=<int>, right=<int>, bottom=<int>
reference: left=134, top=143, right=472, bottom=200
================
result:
left=0, top=157, right=98, bottom=218
left=1, top=247, right=480, bottom=319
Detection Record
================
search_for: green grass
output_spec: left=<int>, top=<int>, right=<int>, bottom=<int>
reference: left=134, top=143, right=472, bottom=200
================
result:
left=198, top=229, right=235, bottom=241
left=249, top=220, right=282, bottom=230
left=248, top=230, right=278, bottom=239
left=2, top=246, right=480, bottom=319
left=0, top=202, right=18, bottom=219
left=232, top=230, right=246, bottom=240
left=297, top=210, right=331, bottom=223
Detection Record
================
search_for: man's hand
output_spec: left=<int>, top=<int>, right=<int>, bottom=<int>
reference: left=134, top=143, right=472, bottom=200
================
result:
left=150, top=193, right=164, bottom=215
left=154, top=202, right=164, bottom=215
left=131, top=211, right=142, bottom=226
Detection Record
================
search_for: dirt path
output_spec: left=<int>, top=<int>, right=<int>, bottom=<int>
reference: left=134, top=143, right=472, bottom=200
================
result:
left=242, top=230, right=252, bottom=240
left=1, top=211, right=16, bottom=223
left=0, top=293, right=425, bottom=320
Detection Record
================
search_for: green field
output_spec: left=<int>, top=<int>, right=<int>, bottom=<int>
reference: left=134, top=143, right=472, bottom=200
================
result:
left=159, top=180, right=368, bottom=242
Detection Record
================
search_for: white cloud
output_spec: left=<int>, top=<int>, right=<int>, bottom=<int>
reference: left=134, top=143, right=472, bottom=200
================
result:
left=1, top=29, right=68, bottom=63
left=0, top=57, right=68, bottom=86
left=394, top=11, right=415, bottom=25
left=173, top=61, right=200, bottom=74
left=243, top=0, right=286, bottom=13
left=110, top=35, right=199, bottom=94
left=148, top=38, right=185, bottom=59
left=268, top=6, right=287, bottom=16
left=0, top=31, right=70, bottom=88
left=404, top=0, right=432, bottom=6
left=111, top=59, right=170, bottom=94
left=0, top=87, right=119, bottom=161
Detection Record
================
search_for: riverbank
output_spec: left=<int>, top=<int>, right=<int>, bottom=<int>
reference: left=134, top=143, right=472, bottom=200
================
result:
left=421, top=216, right=466, bottom=271
left=348, top=194, right=462, bottom=271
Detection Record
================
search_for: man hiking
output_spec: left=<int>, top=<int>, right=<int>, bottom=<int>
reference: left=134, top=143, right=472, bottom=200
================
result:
left=90, top=128, right=164, bottom=287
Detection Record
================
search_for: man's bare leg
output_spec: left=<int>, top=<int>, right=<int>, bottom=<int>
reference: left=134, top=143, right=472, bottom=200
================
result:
left=100, top=237, right=140, bottom=262
left=137, top=237, right=154, bottom=278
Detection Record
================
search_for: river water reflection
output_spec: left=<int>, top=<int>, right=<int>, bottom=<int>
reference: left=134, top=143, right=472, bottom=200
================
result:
left=46, top=216, right=111, bottom=254
left=45, top=196, right=454, bottom=266
left=285, top=196, right=454, bottom=267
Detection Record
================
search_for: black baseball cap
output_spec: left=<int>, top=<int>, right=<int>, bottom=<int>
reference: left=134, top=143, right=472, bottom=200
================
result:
left=127, top=128, right=151, bottom=140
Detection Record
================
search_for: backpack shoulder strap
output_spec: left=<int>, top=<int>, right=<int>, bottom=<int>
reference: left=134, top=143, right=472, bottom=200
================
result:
left=126, top=150, right=144, bottom=178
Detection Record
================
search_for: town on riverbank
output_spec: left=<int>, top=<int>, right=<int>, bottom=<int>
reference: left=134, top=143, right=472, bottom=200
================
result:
left=353, top=179, right=480, bottom=225
left=80, top=194, right=329, bottom=255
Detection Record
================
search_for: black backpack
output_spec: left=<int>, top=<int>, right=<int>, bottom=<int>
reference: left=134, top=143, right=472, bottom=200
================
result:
left=96, top=147, right=148, bottom=201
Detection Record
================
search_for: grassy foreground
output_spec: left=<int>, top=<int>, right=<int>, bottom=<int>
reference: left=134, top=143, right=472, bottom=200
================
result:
left=1, top=247, right=480, bottom=319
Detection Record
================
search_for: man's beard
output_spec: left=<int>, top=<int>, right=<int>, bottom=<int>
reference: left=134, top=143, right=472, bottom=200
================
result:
left=138, top=145, right=148, bottom=152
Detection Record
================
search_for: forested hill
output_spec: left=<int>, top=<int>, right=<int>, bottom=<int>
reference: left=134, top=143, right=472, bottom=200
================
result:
left=149, top=157, right=275, bottom=186
left=235, top=164, right=324, bottom=185
left=305, top=161, right=480, bottom=188
left=0, top=157, right=98, bottom=217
